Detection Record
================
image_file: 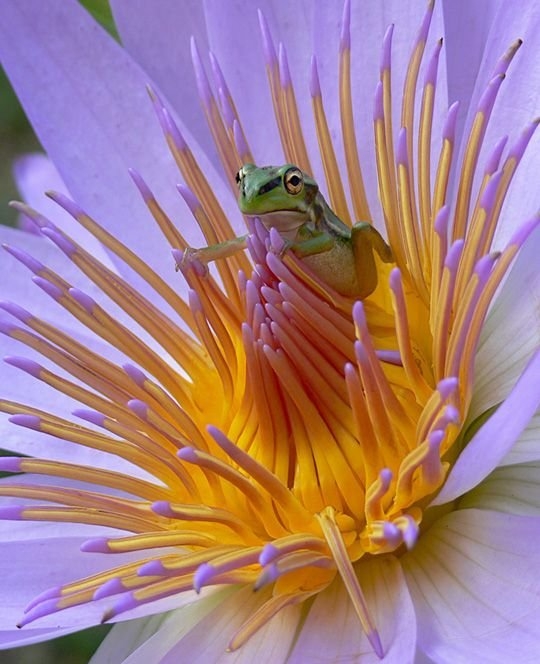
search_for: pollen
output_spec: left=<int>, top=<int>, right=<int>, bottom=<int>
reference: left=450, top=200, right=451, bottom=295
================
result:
left=0, top=0, right=538, bottom=659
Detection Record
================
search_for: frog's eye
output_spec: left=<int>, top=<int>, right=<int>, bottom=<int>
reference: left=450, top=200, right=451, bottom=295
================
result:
left=284, top=167, right=304, bottom=195
left=235, top=169, right=242, bottom=186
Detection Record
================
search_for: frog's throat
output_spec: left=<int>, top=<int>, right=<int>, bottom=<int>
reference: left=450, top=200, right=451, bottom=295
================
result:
left=257, top=209, right=311, bottom=240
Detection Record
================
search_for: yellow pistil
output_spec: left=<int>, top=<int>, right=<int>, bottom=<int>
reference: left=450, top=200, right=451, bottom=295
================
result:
left=1, top=2, right=538, bottom=659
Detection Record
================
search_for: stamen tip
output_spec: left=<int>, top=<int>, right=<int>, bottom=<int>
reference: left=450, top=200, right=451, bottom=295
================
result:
left=94, top=578, right=125, bottom=600
left=310, top=55, right=321, bottom=98
left=7, top=413, right=42, bottom=430
left=339, top=0, right=351, bottom=52
left=81, top=537, right=109, bottom=553
left=4, top=356, right=42, bottom=378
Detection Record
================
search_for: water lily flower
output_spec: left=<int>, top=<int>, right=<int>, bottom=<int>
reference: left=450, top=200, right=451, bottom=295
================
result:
left=0, top=1, right=539, bottom=662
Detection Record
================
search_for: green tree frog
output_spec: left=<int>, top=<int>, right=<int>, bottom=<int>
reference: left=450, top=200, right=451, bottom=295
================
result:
left=183, top=163, right=394, bottom=299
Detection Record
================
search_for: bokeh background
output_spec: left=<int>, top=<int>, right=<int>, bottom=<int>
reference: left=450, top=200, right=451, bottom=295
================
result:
left=1, top=2, right=121, bottom=661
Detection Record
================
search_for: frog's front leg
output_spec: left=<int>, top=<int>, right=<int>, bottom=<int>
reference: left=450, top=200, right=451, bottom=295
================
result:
left=179, top=234, right=248, bottom=270
left=351, top=222, right=394, bottom=299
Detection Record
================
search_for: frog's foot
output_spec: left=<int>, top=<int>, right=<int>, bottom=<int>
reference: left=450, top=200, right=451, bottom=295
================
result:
left=173, top=247, right=209, bottom=276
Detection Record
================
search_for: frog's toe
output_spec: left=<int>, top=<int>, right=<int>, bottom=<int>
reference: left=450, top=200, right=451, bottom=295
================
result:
left=173, top=247, right=208, bottom=276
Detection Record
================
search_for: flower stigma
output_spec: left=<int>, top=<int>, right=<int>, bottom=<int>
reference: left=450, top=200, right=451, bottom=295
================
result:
left=0, top=1, right=538, bottom=658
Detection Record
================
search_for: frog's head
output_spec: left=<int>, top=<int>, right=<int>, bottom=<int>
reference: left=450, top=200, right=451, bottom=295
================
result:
left=235, top=164, right=319, bottom=228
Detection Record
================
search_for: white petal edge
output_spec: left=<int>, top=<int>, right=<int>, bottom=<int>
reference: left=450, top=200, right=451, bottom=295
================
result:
left=459, top=461, right=540, bottom=516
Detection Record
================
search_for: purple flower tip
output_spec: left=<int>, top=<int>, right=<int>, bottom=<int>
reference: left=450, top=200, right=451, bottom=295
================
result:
left=396, top=127, right=408, bottom=166
left=0, top=301, right=31, bottom=322
left=389, top=267, right=402, bottom=291
left=177, top=446, right=198, bottom=462
left=485, top=136, right=508, bottom=175
left=480, top=170, right=503, bottom=212
left=478, top=74, right=505, bottom=117
left=80, top=537, right=109, bottom=553
left=188, top=289, right=204, bottom=313
left=138, top=560, right=165, bottom=576
left=437, top=377, right=458, bottom=399
left=46, top=191, right=83, bottom=219
left=171, top=249, right=184, bottom=266
left=0, top=319, right=17, bottom=335
left=127, top=399, right=149, bottom=419
left=4, top=356, right=42, bottom=377
left=0, top=457, right=23, bottom=472
left=3, top=244, right=44, bottom=273
left=17, top=598, right=60, bottom=627
left=309, top=55, right=321, bottom=98
left=162, top=107, right=187, bottom=151
left=257, top=9, right=277, bottom=67
left=8, top=414, right=41, bottom=430
left=444, top=239, right=465, bottom=270
left=380, top=24, right=394, bottom=73
left=373, top=81, right=384, bottom=122
left=94, top=578, right=127, bottom=600
left=24, top=586, right=61, bottom=613
left=443, top=101, right=460, bottom=142
left=176, top=183, right=199, bottom=212
left=340, top=0, right=351, bottom=51
left=40, top=227, right=76, bottom=255
left=151, top=500, right=174, bottom=517
left=129, top=168, right=153, bottom=202
left=107, top=592, right=138, bottom=619
left=424, top=39, right=442, bottom=87
left=428, top=430, right=445, bottom=449
left=278, top=43, right=291, bottom=89
left=380, top=468, right=393, bottom=487
left=259, top=543, right=279, bottom=566
left=69, top=288, right=95, bottom=313
left=123, top=363, right=147, bottom=386
left=433, top=205, right=450, bottom=235
left=508, top=118, right=540, bottom=161
left=193, top=562, right=214, bottom=592
left=0, top=506, right=25, bottom=520
left=375, top=349, right=402, bottom=366
left=72, top=409, right=106, bottom=426
left=32, top=276, right=63, bottom=300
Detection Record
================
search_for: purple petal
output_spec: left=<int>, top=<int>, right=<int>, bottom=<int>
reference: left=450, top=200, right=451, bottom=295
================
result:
left=288, top=556, right=415, bottom=663
left=403, top=508, right=540, bottom=661
left=110, top=0, right=217, bottom=166
left=441, top=0, right=502, bottom=145
left=432, top=349, right=540, bottom=506
left=0, top=2, right=240, bottom=301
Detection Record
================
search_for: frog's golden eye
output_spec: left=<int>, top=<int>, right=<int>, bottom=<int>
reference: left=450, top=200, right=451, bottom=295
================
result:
left=284, top=167, right=304, bottom=195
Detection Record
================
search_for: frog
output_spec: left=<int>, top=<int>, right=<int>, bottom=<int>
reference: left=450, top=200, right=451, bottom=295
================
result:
left=182, top=163, right=394, bottom=299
